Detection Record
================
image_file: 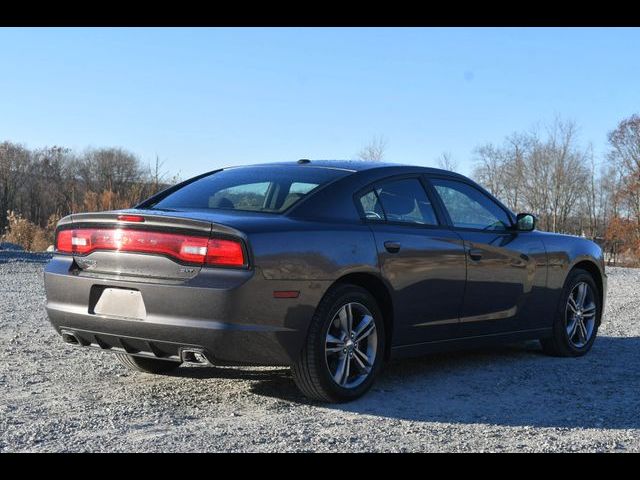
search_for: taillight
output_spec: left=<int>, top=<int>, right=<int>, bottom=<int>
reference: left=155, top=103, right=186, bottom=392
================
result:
left=55, top=230, right=75, bottom=254
left=205, top=238, right=245, bottom=266
left=55, top=228, right=246, bottom=267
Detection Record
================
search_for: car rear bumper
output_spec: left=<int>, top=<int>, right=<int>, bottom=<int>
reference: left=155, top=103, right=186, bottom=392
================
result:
left=44, top=256, right=329, bottom=366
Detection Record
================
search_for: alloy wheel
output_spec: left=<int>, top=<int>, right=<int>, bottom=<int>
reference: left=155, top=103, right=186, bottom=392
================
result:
left=324, top=302, right=378, bottom=389
left=565, top=282, right=597, bottom=348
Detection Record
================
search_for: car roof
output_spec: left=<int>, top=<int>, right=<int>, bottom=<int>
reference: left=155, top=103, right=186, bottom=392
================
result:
left=228, top=159, right=463, bottom=177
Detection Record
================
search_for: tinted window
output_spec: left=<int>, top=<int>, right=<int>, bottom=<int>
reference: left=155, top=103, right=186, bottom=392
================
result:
left=366, top=178, right=438, bottom=225
left=431, top=179, right=511, bottom=230
left=209, top=182, right=270, bottom=210
left=289, top=182, right=318, bottom=195
left=359, top=190, right=385, bottom=220
left=149, top=167, right=347, bottom=213
left=282, top=182, right=319, bottom=210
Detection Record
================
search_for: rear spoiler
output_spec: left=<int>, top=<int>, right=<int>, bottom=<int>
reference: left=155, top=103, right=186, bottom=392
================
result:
left=56, top=211, right=245, bottom=240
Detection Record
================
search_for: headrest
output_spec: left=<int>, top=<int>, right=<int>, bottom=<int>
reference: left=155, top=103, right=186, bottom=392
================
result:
left=379, top=192, right=416, bottom=216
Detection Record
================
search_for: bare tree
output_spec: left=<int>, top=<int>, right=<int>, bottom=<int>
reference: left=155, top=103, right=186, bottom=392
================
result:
left=27, top=146, right=74, bottom=227
left=472, top=144, right=505, bottom=199
left=472, top=134, right=531, bottom=213
left=608, top=114, right=640, bottom=174
left=148, top=155, right=166, bottom=191
left=520, top=134, right=552, bottom=229
left=79, top=147, right=143, bottom=194
left=436, top=152, right=458, bottom=172
left=583, top=145, right=602, bottom=239
left=501, top=133, right=531, bottom=213
left=0, top=142, right=32, bottom=231
left=605, top=114, right=640, bottom=262
left=471, top=119, right=591, bottom=234
left=543, top=119, right=590, bottom=233
left=356, top=135, right=387, bottom=162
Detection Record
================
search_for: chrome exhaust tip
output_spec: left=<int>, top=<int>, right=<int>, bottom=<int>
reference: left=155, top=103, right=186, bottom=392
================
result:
left=180, top=348, right=211, bottom=366
left=60, top=330, right=80, bottom=345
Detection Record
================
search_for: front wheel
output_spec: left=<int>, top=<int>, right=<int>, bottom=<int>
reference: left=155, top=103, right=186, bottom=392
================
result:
left=292, top=284, right=385, bottom=402
left=540, top=268, right=601, bottom=357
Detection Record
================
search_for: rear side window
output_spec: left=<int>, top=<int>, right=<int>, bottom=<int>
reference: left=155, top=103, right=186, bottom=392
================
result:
left=359, top=178, right=438, bottom=225
left=359, top=190, right=385, bottom=220
left=148, top=167, right=348, bottom=213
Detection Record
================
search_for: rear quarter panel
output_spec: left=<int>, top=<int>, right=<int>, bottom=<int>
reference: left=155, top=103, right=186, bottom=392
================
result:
left=249, top=219, right=379, bottom=281
left=241, top=219, right=381, bottom=358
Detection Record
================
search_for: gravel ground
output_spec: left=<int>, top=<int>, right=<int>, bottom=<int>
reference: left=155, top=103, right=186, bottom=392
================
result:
left=1, top=256, right=639, bottom=452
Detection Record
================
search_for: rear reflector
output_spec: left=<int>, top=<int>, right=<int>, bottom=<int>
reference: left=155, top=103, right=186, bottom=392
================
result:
left=273, top=290, right=300, bottom=299
left=56, top=228, right=246, bottom=267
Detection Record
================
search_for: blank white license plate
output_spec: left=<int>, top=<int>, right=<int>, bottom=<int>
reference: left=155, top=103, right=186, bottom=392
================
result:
left=93, top=288, right=147, bottom=320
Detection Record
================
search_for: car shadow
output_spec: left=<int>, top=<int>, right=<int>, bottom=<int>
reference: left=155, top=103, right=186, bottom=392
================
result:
left=171, top=365, right=292, bottom=382
left=174, top=335, right=640, bottom=429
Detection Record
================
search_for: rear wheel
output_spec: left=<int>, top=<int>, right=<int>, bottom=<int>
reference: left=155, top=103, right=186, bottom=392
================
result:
left=540, top=268, right=600, bottom=357
left=292, top=284, right=385, bottom=402
left=115, top=353, right=181, bottom=374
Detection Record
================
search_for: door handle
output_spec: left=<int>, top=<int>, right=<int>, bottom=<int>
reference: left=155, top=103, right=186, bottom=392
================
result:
left=468, top=249, right=483, bottom=261
left=384, top=241, right=401, bottom=253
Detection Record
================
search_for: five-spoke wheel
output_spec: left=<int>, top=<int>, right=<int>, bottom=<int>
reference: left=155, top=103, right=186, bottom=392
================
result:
left=541, top=268, right=601, bottom=357
left=565, top=282, right=597, bottom=348
left=325, top=302, right=378, bottom=388
left=292, top=284, right=385, bottom=402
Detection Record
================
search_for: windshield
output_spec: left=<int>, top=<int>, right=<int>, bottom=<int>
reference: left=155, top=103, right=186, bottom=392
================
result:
left=147, top=166, right=349, bottom=213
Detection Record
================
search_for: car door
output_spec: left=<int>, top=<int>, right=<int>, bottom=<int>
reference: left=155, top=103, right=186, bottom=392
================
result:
left=356, top=175, right=467, bottom=345
left=427, top=176, right=547, bottom=337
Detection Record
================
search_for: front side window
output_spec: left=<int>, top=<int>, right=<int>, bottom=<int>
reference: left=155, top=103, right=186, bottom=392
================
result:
left=148, top=166, right=347, bottom=213
left=359, top=178, right=438, bottom=225
left=431, top=178, right=512, bottom=231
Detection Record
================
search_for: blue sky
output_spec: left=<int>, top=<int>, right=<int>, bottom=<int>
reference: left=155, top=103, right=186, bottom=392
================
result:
left=0, top=27, right=638, bottom=179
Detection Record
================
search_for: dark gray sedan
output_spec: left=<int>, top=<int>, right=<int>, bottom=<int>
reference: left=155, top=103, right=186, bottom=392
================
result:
left=44, top=160, right=607, bottom=402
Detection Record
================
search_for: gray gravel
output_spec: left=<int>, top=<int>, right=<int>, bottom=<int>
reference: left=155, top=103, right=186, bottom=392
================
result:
left=1, top=257, right=639, bottom=452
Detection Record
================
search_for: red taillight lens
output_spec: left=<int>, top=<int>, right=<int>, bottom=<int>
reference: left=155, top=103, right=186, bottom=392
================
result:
left=205, top=238, right=245, bottom=266
left=55, top=228, right=246, bottom=267
left=55, top=230, right=74, bottom=254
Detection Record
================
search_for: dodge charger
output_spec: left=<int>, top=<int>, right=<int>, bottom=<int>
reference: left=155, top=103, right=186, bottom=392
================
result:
left=44, top=160, right=607, bottom=402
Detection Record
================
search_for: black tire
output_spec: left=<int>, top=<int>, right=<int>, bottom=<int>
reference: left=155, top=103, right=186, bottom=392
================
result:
left=540, top=268, right=601, bottom=357
left=291, top=284, right=386, bottom=403
left=114, top=353, right=182, bottom=374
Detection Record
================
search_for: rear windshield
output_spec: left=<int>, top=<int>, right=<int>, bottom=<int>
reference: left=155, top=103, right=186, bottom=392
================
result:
left=147, top=166, right=348, bottom=213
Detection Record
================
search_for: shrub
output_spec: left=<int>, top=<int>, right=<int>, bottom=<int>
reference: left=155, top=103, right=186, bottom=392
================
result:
left=2, top=210, right=52, bottom=252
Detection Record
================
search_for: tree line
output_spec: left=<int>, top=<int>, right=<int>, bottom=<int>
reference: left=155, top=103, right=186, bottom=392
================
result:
left=0, top=143, right=176, bottom=251
left=3, top=112, right=640, bottom=265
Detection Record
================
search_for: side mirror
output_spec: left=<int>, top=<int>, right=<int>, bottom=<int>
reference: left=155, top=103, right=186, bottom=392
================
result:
left=516, top=213, right=536, bottom=232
